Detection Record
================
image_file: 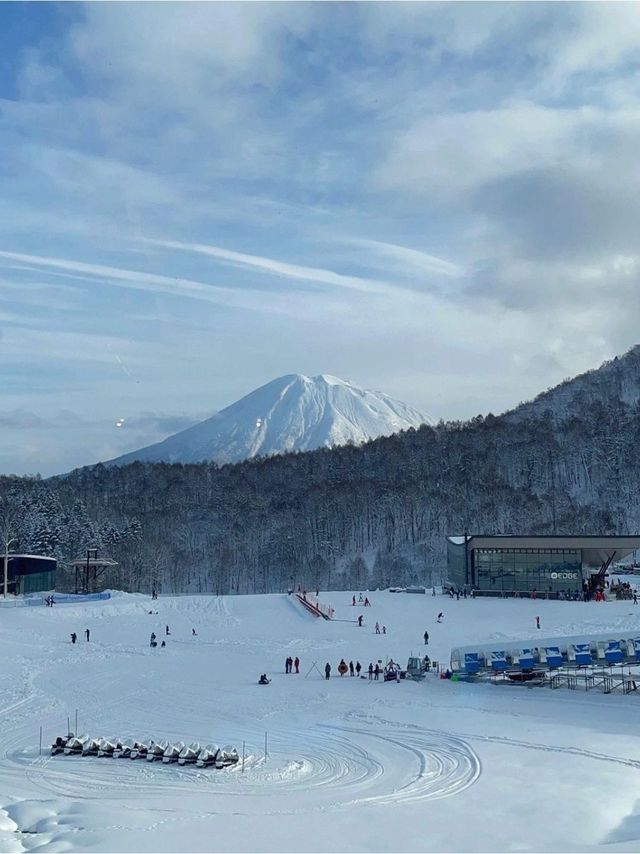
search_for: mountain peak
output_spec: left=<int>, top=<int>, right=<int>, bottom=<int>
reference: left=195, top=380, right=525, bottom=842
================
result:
left=107, top=374, right=429, bottom=467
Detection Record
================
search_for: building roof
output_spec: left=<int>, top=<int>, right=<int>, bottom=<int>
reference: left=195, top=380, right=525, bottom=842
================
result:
left=69, top=557, right=118, bottom=568
left=447, top=535, right=640, bottom=566
left=7, top=554, right=56, bottom=561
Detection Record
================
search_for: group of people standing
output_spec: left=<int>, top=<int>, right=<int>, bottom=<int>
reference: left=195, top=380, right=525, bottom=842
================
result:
left=285, top=656, right=300, bottom=674
left=352, top=593, right=371, bottom=607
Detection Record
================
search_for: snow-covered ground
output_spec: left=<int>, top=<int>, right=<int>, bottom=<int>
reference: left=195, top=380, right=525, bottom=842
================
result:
left=2, top=588, right=640, bottom=852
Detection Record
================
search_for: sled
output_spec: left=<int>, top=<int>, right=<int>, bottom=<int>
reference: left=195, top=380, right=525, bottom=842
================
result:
left=162, top=741, right=185, bottom=763
left=178, top=742, right=201, bottom=766
left=196, top=744, right=220, bottom=767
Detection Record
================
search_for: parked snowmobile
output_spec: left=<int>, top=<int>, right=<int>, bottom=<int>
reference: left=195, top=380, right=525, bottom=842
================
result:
left=130, top=740, right=152, bottom=760
left=115, top=739, right=136, bottom=759
left=51, top=734, right=73, bottom=756
left=81, top=737, right=101, bottom=757
left=97, top=738, right=120, bottom=758
left=196, top=744, right=219, bottom=767
left=64, top=735, right=89, bottom=755
left=216, top=745, right=239, bottom=768
left=146, top=740, right=169, bottom=762
left=162, top=741, right=185, bottom=764
left=178, top=742, right=201, bottom=766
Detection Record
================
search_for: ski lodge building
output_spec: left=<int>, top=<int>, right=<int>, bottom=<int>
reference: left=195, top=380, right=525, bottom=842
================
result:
left=446, top=535, right=640, bottom=596
left=4, top=554, right=56, bottom=595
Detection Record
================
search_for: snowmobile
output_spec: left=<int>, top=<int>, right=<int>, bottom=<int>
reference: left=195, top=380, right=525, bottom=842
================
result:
left=146, top=740, right=169, bottom=762
left=216, top=745, right=239, bottom=768
left=115, top=739, right=136, bottom=759
left=97, top=738, right=120, bottom=758
left=130, top=740, right=152, bottom=760
left=195, top=744, right=219, bottom=768
left=178, top=742, right=201, bottom=766
left=162, top=741, right=185, bottom=764
left=51, top=734, right=73, bottom=756
left=64, top=734, right=89, bottom=755
left=81, top=737, right=101, bottom=757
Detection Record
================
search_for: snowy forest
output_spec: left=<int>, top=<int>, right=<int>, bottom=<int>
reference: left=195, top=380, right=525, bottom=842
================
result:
left=3, top=347, right=640, bottom=595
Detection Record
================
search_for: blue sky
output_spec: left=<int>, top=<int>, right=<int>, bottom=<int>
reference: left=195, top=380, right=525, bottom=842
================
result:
left=2, top=2, right=640, bottom=475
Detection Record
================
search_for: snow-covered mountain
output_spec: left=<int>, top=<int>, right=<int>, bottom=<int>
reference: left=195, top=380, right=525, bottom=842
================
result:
left=108, top=374, right=429, bottom=466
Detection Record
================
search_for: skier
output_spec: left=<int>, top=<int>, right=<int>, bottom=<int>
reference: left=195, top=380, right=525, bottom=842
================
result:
left=368, top=663, right=373, bottom=680
left=294, top=656, right=300, bottom=674
left=374, top=663, right=380, bottom=681
left=424, top=630, right=429, bottom=645
left=192, top=628, right=197, bottom=636
left=357, top=615, right=363, bottom=627
left=324, top=662, right=331, bottom=680
left=634, top=593, right=638, bottom=605
left=349, top=660, right=354, bottom=676
left=165, top=625, right=170, bottom=636
left=536, top=615, right=541, bottom=630
left=382, top=625, right=386, bottom=634
left=70, top=632, right=77, bottom=644
left=437, top=612, right=443, bottom=623
left=85, top=629, right=90, bottom=642
left=364, top=597, right=370, bottom=607
left=358, top=593, right=364, bottom=603
left=375, top=621, right=380, bottom=634
left=356, top=661, right=362, bottom=677
left=352, top=595, right=356, bottom=606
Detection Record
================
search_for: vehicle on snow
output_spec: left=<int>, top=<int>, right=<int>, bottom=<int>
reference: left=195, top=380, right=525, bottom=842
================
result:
left=97, top=738, right=120, bottom=757
left=196, top=744, right=220, bottom=767
left=51, top=734, right=73, bottom=755
left=64, top=735, right=89, bottom=755
left=162, top=742, right=185, bottom=763
left=216, top=745, right=239, bottom=768
left=146, top=740, right=169, bottom=761
left=178, top=742, right=201, bottom=766
left=81, top=737, right=101, bottom=757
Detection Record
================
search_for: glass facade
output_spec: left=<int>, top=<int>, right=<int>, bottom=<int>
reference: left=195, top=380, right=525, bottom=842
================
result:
left=473, top=548, right=582, bottom=593
left=19, top=570, right=56, bottom=594
left=446, top=539, right=468, bottom=588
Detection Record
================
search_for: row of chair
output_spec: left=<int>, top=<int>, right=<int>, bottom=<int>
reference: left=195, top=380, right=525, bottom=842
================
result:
left=461, top=638, right=640, bottom=674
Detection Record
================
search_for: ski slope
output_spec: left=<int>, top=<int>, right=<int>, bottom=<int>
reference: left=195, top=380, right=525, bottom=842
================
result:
left=2, top=589, right=640, bottom=852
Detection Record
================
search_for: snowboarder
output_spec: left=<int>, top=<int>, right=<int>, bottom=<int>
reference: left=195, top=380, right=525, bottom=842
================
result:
left=192, top=628, right=197, bottom=636
left=424, top=630, right=429, bottom=645
left=352, top=595, right=356, bottom=606
left=356, top=661, right=361, bottom=677
left=364, top=597, right=370, bottom=607
left=536, top=615, right=540, bottom=630
left=294, top=656, right=300, bottom=674
left=85, top=629, right=90, bottom=642
left=161, top=640, right=166, bottom=647
left=375, top=622, right=380, bottom=634
left=325, top=662, right=331, bottom=680
left=368, top=663, right=373, bottom=680
left=165, top=625, right=170, bottom=636
left=357, top=615, right=363, bottom=627
left=349, top=660, right=354, bottom=676
left=437, top=612, right=443, bottom=623
left=374, top=663, right=380, bottom=681
left=382, top=625, right=386, bottom=634
left=70, top=632, right=77, bottom=644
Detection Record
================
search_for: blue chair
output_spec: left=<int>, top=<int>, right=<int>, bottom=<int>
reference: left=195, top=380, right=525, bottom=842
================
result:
left=573, top=643, right=593, bottom=666
left=544, top=646, right=563, bottom=668
left=518, top=649, right=535, bottom=670
left=490, top=651, right=508, bottom=671
left=605, top=641, right=623, bottom=665
left=464, top=652, right=482, bottom=674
